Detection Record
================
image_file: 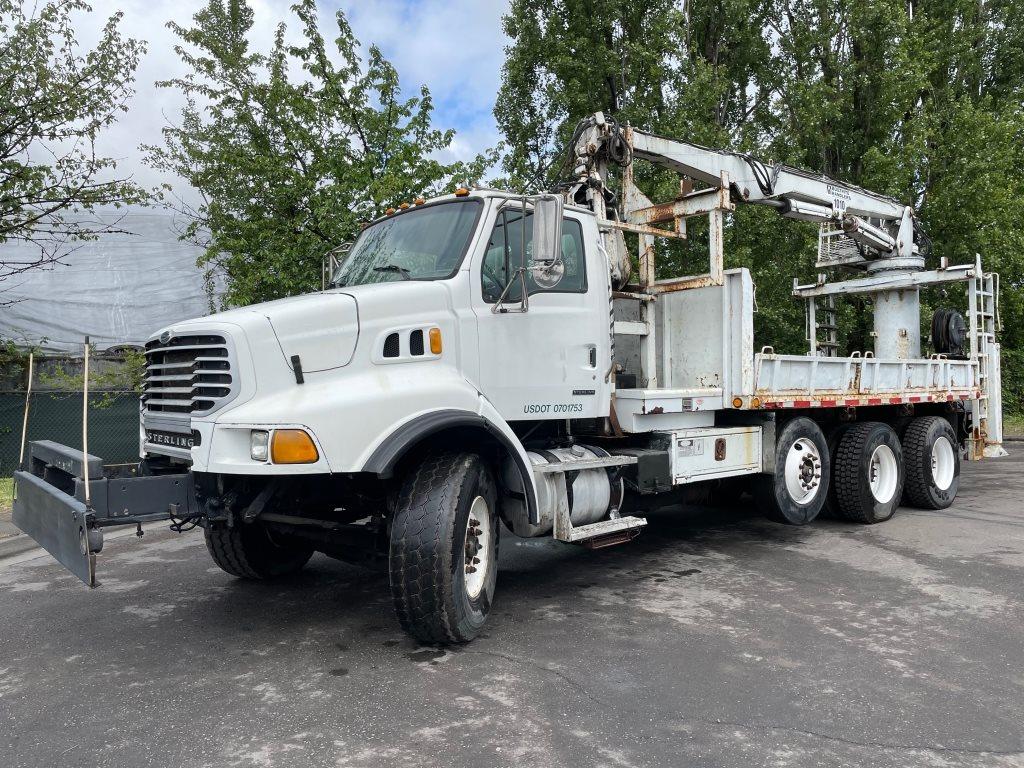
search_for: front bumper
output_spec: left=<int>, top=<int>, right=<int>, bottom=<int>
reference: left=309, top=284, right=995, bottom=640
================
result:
left=13, top=441, right=195, bottom=586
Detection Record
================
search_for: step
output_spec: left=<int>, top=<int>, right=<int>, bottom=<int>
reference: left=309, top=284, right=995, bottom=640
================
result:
left=613, top=320, right=649, bottom=337
left=554, top=514, right=647, bottom=545
left=533, top=455, right=638, bottom=474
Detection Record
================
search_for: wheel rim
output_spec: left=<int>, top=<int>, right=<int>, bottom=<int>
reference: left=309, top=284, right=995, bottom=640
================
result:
left=931, top=436, right=955, bottom=491
left=463, top=496, right=491, bottom=600
left=783, top=439, right=822, bottom=505
left=868, top=444, right=899, bottom=504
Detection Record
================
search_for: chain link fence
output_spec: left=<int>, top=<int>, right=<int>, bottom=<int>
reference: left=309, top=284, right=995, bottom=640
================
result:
left=0, top=391, right=141, bottom=511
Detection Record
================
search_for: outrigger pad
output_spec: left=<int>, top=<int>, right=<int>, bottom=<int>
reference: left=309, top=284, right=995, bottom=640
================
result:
left=13, top=470, right=97, bottom=587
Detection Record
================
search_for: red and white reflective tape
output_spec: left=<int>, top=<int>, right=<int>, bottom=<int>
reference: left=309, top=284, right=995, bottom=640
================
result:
left=758, top=391, right=981, bottom=410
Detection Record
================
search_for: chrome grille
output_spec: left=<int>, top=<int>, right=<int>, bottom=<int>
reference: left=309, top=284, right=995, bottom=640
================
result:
left=143, top=333, right=237, bottom=416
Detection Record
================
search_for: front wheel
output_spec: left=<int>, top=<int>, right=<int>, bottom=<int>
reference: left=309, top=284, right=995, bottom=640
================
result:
left=205, top=523, right=313, bottom=579
left=389, top=453, right=499, bottom=644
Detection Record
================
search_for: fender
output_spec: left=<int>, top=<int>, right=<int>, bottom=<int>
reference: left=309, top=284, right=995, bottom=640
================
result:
left=362, top=408, right=540, bottom=525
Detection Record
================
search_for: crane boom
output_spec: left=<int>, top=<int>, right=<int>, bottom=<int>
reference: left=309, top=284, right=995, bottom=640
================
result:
left=628, top=130, right=906, bottom=221
left=570, top=113, right=919, bottom=264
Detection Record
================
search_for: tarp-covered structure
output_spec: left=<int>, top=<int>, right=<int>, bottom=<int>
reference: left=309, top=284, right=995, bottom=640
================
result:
left=0, top=209, right=222, bottom=354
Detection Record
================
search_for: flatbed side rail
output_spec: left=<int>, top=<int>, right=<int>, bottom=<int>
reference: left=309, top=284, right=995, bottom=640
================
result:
left=752, top=351, right=980, bottom=408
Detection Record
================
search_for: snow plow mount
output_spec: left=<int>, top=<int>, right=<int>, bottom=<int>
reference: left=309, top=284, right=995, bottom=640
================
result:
left=12, top=441, right=196, bottom=587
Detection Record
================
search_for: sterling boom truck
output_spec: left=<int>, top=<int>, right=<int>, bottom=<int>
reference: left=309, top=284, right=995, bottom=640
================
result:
left=13, top=113, right=1006, bottom=643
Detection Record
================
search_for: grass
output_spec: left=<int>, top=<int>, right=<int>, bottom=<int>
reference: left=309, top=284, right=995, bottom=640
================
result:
left=0, top=476, right=12, bottom=524
left=1005, top=414, right=1024, bottom=438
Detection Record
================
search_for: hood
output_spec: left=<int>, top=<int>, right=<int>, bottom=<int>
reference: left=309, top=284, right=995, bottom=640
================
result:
left=259, top=292, right=359, bottom=373
left=164, top=281, right=452, bottom=374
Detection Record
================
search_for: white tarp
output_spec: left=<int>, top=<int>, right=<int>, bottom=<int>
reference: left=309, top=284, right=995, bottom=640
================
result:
left=0, top=208, right=223, bottom=353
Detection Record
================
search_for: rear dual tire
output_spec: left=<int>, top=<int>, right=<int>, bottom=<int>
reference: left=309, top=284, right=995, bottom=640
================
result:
left=833, top=422, right=904, bottom=524
left=758, top=417, right=830, bottom=525
left=901, top=416, right=960, bottom=509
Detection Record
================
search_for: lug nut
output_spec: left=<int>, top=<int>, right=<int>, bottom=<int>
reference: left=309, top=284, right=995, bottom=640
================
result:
left=472, top=557, right=480, bottom=564
left=465, top=566, right=477, bottom=574
left=469, top=518, right=480, bottom=527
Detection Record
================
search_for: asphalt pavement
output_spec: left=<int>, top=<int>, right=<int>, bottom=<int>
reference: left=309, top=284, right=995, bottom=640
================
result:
left=1, top=450, right=1022, bottom=768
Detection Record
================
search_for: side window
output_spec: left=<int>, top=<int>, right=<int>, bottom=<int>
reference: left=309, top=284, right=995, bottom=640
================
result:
left=481, top=210, right=588, bottom=303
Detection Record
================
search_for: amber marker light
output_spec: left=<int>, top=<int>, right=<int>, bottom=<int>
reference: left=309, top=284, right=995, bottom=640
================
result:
left=732, top=396, right=743, bottom=408
left=429, top=327, right=443, bottom=355
left=414, top=197, right=426, bottom=205
left=399, top=202, right=410, bottom=209
left=454, top=187, right=470, bottom=197
left=271, top=429, right=319, bottom=464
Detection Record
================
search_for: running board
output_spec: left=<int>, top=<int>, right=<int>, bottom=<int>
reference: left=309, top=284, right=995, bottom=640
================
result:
left=533, top=455, right=638, bottom=473
left=553, top=513, right=647, bottom=545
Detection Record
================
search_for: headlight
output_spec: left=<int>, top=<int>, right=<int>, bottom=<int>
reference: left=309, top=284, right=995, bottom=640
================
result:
left=250, top=430, right=270, bottom=461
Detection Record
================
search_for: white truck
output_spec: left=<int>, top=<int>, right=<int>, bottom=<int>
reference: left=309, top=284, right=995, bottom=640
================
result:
left=13, top=113, right=1006, bottom=643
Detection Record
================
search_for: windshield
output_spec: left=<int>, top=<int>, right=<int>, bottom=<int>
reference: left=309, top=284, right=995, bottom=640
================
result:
left=332, top=199, right=482, bottom=287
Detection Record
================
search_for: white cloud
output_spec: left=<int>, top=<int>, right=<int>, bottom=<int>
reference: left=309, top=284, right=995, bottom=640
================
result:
left=76, top=0, right=510, bottom=200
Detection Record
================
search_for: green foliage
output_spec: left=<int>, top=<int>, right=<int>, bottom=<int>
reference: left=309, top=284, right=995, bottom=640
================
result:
left=497, top=0, right=1024, bottom=412
left=0, top=0, right=148, bottom=279
left=38, top=347, right=146, bottom=407
left=146, top=0, right=496, bottom=307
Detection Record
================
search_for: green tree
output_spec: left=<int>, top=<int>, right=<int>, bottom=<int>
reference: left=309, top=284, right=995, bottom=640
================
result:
left=497, top=0, right=1024, bottom=412
left=147, top=0, right=495, bottom=307
left=0, top=0, right=147, bottom=282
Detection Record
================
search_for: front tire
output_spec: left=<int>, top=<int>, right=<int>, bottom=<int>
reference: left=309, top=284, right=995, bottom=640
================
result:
left=757, top=417, right=830, bottom=525
left=901, top=416, right=960, bottom=509
left=834, top=422, right=904, bottom=524
left=205, top=523, right=313, bottom=579
left=389, top=453, right=499, bottom=644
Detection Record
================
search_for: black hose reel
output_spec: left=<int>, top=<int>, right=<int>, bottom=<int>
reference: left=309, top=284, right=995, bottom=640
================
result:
left=931, top=308, right=967, bottom=357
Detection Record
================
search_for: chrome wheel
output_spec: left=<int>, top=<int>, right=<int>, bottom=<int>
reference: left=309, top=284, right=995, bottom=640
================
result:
left=463, top=496, right=491, bottom=600
left=784, top=439, right=823, bottom=505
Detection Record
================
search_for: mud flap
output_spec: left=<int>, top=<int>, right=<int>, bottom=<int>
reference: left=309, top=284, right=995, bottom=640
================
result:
left=11, top=441, right=195, bottom=587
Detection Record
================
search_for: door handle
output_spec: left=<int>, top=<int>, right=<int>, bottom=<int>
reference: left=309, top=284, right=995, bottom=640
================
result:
left=588, top=346, right=597, bottom=368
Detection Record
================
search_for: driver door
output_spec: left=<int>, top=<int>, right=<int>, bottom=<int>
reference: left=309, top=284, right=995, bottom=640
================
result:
left=471, top=205, right=610, bottom=422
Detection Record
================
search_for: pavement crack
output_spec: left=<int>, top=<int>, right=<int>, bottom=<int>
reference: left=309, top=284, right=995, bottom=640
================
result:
left=690, top=718, right=1024, bottom=756
left=461, top=648, right=618, bottom=712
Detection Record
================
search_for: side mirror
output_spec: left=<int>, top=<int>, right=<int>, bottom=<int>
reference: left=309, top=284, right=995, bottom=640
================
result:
left=529, top=194, right=564, bottom=289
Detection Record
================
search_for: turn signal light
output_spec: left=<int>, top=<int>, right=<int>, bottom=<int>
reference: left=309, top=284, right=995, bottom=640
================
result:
left=429, top=327, right=443, bottom=355
left=271, top=429, right=319, bottom=464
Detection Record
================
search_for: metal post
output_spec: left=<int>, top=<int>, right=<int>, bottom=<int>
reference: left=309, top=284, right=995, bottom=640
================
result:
left=82, top=337, right=92, bottom=508
left=18, top=352, right=34, bottom=470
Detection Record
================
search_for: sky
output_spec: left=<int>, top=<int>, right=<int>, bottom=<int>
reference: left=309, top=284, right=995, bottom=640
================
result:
left=78, top=0, right=511, bottom=201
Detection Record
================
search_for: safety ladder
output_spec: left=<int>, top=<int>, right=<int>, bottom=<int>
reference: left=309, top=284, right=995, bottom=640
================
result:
left=805, top=293, right=839, bottom=357
left=967, top=255, right=1006, bottom=458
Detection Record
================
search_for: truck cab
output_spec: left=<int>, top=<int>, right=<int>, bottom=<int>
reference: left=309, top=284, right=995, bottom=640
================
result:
left=143, top=191, right=613, bottom=481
